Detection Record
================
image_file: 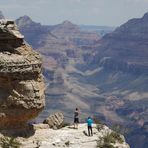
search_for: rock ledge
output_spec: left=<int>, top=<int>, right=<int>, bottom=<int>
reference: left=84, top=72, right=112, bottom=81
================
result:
left=17, top=124, right=130, bottom=148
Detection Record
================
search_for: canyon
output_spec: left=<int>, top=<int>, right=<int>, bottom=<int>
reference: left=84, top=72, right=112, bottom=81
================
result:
left=14, top=12, right=148, bottom=148
left=0, top=14, right=129, bottom=148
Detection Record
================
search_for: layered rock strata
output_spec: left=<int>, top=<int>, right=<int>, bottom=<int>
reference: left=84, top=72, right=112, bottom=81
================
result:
left=0, top=20, right=45, bottom=129
left=96, top=13, right=148, bottom=74
left=43, top=112, right=64, bottom=129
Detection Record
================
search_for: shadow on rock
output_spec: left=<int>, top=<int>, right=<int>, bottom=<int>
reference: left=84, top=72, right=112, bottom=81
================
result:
left=83, top=130, right=88, bottom=136
left=0, top=124, right=35, bottom=138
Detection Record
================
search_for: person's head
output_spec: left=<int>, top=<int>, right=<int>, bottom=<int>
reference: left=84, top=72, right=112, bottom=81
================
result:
left=88, top=116, right=91, bottom=119
left=75, top=108, right=78, bottom=111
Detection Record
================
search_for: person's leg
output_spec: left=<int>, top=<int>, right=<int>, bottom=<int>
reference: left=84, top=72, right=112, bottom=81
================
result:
left=88, top=126, right=90, bottom=136
left=76, top=118, right=79, bottom=129
left=75, top=119, right=78, bottom=129
left=90, top=126, right=93, bottom=136
left=74, top=118, right=76, bottom=128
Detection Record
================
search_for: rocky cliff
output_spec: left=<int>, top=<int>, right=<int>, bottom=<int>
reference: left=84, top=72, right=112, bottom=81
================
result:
left=0, top=20, right=45, bottom=129
left=95, top=12, right=148, bottom=74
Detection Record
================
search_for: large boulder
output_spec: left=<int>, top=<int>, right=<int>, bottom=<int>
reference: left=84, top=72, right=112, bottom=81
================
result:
left=0, top=20, right=45, bottom=129
left=43, top=112, right=64, bottom=129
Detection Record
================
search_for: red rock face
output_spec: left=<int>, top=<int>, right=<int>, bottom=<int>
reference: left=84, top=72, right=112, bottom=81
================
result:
left=0, top=20, right=45, bottom=129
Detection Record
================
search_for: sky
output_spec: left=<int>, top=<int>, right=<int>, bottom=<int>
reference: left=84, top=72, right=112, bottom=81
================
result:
left=0, top=0, right=148, bottom=26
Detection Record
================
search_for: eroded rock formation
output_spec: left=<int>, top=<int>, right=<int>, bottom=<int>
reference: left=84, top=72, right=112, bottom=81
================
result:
left=43, top=112, right=64, bottom=129
left=0, top=20, right=45, bottom=129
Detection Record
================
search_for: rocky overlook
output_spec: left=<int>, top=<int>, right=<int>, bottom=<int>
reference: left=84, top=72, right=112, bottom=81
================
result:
left=9, top=124, right=129, bottom=148
left=0, top=20, right=45, bottom=129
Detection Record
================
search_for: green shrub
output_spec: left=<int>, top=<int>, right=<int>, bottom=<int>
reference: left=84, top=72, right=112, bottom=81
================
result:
left=103, top=133, right=116, bottom=144
left=0, top=136, right=21, bottom=148
left=97, top=135, right=114, bottom=148
left=99, top=143, right=114, bottom=148
left=97, top=131, right=124, bottom=148
left=110, top=132, right=124, bottom=144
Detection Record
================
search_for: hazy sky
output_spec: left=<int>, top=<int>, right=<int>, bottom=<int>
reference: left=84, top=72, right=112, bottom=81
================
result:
left=0, top=0, right=148, bottom=26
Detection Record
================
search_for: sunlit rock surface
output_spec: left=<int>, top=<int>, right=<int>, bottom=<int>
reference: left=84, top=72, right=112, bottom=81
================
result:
left=0, top=20, right=45, bottom=129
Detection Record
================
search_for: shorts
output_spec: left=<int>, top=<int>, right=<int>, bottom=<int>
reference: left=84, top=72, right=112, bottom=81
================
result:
left=74, top=118, right=79, bottom=123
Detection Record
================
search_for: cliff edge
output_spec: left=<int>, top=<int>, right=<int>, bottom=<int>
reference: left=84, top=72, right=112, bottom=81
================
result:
left=16, top=123, right=130, bottom=148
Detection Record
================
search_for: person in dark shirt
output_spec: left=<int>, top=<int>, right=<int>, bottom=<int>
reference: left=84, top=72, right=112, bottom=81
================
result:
left=87, top=117, right=93, bottom=136
left=74, top=108, right=79, bottom=129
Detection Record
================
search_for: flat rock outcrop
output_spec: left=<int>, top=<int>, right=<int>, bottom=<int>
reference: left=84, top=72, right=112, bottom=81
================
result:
left=17, top=124, right=130, bottom=148
left=0, top=20, right=45, bottom=129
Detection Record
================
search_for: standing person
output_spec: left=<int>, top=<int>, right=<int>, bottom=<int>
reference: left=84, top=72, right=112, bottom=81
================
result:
left=87, top=117, right=93, bottom=136
left=74, top=108, right=79, bottom=129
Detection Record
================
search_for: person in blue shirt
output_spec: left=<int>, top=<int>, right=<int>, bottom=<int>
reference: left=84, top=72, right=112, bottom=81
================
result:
left=87, top=117, right=93, bottom=136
